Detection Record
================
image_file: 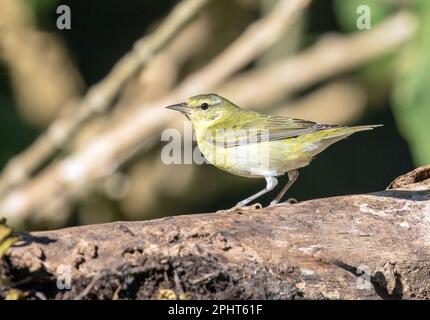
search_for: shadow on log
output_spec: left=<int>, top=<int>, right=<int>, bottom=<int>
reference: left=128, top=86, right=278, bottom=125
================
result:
left=1, top=165, right=430, bottom=300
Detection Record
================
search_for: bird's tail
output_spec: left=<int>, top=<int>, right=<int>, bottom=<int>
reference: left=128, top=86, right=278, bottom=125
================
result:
left=323, top=124, right=382, bottom=138
left=299, top=124, right=382, bottom=158
left=346, top=124, right=383, bottom=132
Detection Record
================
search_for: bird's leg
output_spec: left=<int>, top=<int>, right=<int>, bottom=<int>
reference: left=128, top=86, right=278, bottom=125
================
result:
left=269, top=170, right=299, bottom=206
left=230, top=176, right=278, bottom=210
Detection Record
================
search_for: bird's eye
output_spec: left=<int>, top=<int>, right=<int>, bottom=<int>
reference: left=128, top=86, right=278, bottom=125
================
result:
left=200, top=103, right=209, bottom=110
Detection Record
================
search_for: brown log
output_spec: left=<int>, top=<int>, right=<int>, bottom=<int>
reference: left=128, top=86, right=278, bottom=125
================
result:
left=1, top=166, right=430, bottom=300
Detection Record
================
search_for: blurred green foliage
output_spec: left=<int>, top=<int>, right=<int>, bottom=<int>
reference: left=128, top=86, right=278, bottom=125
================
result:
left=26, top=0, right=57, bottom=26
left=392, top=0, right=430, bottom=166
left=0, top=98, right=39, bottom=169
left=334, top=0, right=394, bottom=32
left=334, top=0, right=395, bottom=97
left=335, top=0, right=430, bottom=166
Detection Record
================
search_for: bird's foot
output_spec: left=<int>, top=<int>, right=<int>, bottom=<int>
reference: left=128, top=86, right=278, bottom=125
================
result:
left=287, top=198, right=298, bottom=204
left=234, top=202, right=263, bottom=213
left=218, top=202, right=262, bottom=213
left=269, top=198, right=298, bottom=207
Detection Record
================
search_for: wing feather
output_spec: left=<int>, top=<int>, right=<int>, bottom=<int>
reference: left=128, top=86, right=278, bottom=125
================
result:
left=207, top=112, right=341, bottom=148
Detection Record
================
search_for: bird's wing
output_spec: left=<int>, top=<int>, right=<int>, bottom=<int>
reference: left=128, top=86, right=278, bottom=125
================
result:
left=207, top=113, right=341, bottom=148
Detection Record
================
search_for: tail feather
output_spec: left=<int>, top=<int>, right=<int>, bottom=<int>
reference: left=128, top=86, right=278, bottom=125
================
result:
left=320, top=124, right=382, bottom=140
left=348, top=124, right=383, bottom=132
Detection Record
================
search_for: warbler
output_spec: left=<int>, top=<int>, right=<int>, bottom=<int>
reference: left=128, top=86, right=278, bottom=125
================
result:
left=167, top=94, right=380, bottom=209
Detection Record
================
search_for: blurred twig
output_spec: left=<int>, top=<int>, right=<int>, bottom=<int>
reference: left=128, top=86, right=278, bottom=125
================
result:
left=0, top=0, right=211, bottom=196
left=218, top=11, right=418, bottom=108
left=108, top=0, right=310, bottom=134
left=117, top=13, right=211, bottom=107
left=275, top=80, right=367, bottom=125
left=0, top=10, right=417, bottom=226
left=177, top=0, right=311, bottom=93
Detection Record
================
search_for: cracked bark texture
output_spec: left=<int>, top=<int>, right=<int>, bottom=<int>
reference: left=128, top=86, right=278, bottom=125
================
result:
left=1, top=166, right=430, bottom=300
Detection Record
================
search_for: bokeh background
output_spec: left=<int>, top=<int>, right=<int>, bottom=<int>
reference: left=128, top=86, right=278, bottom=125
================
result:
left=0, top=0, right=428, bottom=230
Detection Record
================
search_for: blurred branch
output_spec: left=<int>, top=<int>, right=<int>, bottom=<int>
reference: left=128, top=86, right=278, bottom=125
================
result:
left=275, top=80, right=367, bottom=124
left=116, top=12, right=212, bottom=107
left=0, top=0, right=83, bottom=125
left=0, top=9, right=417, bottom=225
left=218, top=11, right=418, bottom=108
left=110, top=0, right=310, bottom=128
left=177, top=0, right=311, bottom=93
left=0, top=0, right=211, bottom=195
left=117, top=0, right=259, bottom=109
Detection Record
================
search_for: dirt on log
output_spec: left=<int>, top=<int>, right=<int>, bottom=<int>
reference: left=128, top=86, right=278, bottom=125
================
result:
left=1, top=165, right=430, bottom=300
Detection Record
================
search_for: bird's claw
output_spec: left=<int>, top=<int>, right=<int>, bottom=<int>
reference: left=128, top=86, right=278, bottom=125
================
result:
left=218, top=198, right=297, bottom=213
left=287, top=198, right=298, bottom=204
left=269, top=198, right=298, bottom=207
left=218, top=202, right=263, bottom=213
left=238, top=203, right=263, bottom=211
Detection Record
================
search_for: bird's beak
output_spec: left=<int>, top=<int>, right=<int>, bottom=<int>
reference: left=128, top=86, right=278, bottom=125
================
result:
left=166, top=102, right=190, bottom=114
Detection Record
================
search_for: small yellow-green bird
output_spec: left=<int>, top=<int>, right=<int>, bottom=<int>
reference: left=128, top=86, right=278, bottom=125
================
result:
left=167, top=94, right=380, bottom=209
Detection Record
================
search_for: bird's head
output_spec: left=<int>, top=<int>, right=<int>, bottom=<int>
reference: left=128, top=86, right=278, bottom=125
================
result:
left=166, top=94, right=239, bottom=129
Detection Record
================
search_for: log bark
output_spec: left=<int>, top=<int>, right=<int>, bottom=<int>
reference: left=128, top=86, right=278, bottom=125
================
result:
left=1, top=166, right=430, bottom=300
